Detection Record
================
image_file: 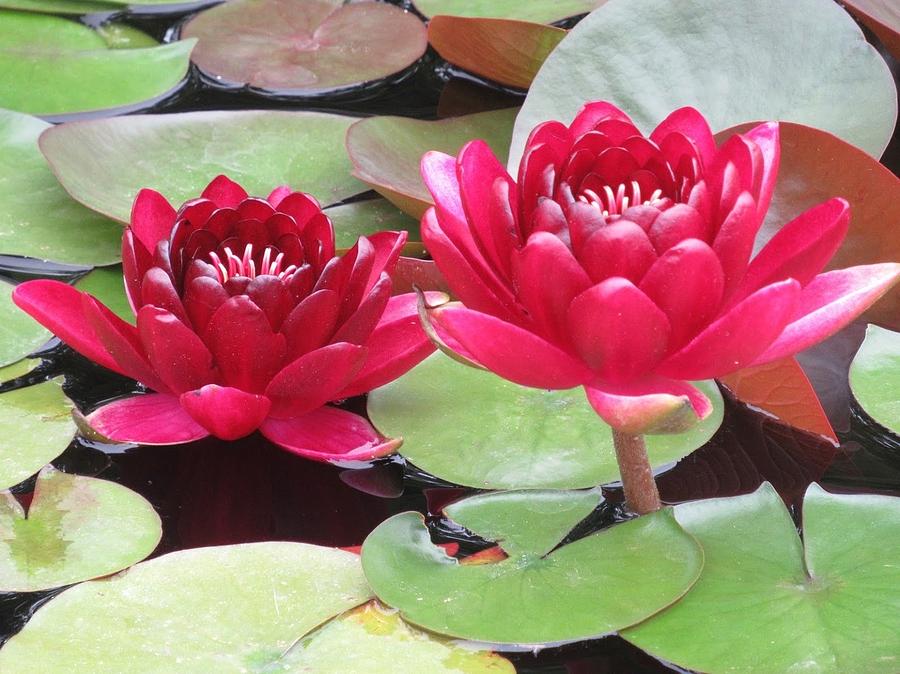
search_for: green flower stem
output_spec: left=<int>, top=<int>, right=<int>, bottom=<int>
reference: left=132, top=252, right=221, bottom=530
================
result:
left=610, top=430, right=662, bottom=515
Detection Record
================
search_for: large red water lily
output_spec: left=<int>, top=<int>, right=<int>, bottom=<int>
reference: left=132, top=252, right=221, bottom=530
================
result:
left=420, top=102, right=900, bottom=435
left=14, top=176, right=437, bottom=461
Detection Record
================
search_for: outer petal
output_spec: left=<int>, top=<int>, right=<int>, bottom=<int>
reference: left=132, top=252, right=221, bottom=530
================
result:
left=584, top=379, right=714, bottom=435
left=179, top=385, right=271, bottom=440
left=711, top=191, right=759, bottom=298
left=260, top=406, right=401, bottom=463
left=742, top=122, right=780, bottom=221
left=122, top=230, right=152, bottom=314
left=129, top=189, right=175, bottom=253
left=281, top=289, right=340, bottom=356
left=332, top=273, right=392, bottom=345
left=12, top=280, right=119, bottom=373
left=366, top=230, right=407, bottom=292
left=86, top=393, right=209, bottom=445
left=658, top=279, right=801, bottom=380
left=140, top=267, right=189, bottom=325
left=137, top=305, right=216, bottom=394
left=569, top=101, right=635, bottom=138
left=650, top=107, right=716, bottom=169
left=752, top=263, right=900, bottom=364
left=429, top=304, right=593, bottom=389
left=201, top=175, right=248, bottom=208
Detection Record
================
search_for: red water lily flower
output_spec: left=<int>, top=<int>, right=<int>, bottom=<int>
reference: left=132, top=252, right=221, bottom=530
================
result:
left=420, top=102, right=900, bottom=434
left=14, top=176, right=437, bottom=461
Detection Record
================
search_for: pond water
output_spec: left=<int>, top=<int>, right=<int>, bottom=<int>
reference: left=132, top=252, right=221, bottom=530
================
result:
left=0, top=3, right=898, bottom=673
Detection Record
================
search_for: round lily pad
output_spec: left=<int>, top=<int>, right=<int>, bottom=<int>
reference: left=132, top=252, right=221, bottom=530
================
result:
left=183, top=0, right=427, bottom=95
left=623, top=482, right=900, bottom=674
left=849, top=324, right=899, bottom=435
left=346, top=108, right=518, bottom=217
left=367, top=352, right=724, bottom=490
left=324, top=198, right=421, bottom=251
left=0, top=279, right=51, bottom=367
left=0, top=466, right=161, bottom=592
left=843, top=0, right=900, bottom=59
left=0, top=109, right=121, bottom=266
left=74, top=267, right=132, bottom=324
left=0, top=9, right=195, bottom=117
left=361, top=489, right=703, bottom=645
left=510, top=0, right=897, bottom=166
left=0, top=542, right=374, bottom=672
left=40, top=109, right=367, bottom=223
left=280, top=601, right=514, bottom=672
left=0, top=359, right=76, bottom=491
left=413, top=0, right=605, bottom=23
left=0, top=0, right=118, bottom=14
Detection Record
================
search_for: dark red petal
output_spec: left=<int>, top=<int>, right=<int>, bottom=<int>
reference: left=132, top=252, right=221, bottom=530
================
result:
left=332, top=273, right=392, bottom=345
left=122, top=230, right=152, bottom=314
left=137, top=305, right=216, bottom=394
left=281, top=289, right=341, bottom=356
left=577, top=220, right=658, bottom=284
left=182, top=276, right=229, bottom=333
left=569, top=101, right=635, bottom=138
left=566, top=201, right=607, bottom=252
left=260, top=406, right=400, bottom=463
left=179, top=385, right=270, bottom=440
left=650, top=107, right=716, bottom=169
left=140, top=267, right=189, bottom=325
left=129, top=189, right=176, bottom=253
left=87, top=393, right=208, bottom=445
left=275, top=191, right=322, bottom=229
left=236, top=197, right=275, bottom=223
left=246, top=275, right=295, bottom=331
left=201, top=175, right=248, bottom=209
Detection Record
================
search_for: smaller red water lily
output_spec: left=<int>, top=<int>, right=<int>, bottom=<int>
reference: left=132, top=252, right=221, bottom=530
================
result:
left=14, top=176, right=438, bottom=462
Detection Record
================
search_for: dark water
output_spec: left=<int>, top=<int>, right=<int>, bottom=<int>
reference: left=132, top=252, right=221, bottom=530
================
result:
left=0, top=3, right=898, bottom=673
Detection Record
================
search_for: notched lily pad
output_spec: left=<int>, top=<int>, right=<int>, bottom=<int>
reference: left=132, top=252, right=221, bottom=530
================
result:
left=346, top=108, right=518, bottom=217
left=0, top=109, right=121, bottom=266
left=849, top=324, right=899, bottom=434
left=0, top=359, right=76, bottom=491
left=0, top=279, right=51, bottom=367
left=623, top=482, right=900, bottom=674
left=0, top=10, right=195, bottom=117
left=183, top=0, right=427, bottom=96
left=361, top=489, right=703, bottom=645
left=0, top=542, right=373, bottom=672
left=40, top=109, right=367, bottom=223
left=413, top=0, right=606, bottom=23
left=0, top=466, right=161, bottom=592
left=367, top=352, right=723, bottom=490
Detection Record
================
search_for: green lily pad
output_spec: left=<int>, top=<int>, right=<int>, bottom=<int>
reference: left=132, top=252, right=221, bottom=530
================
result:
left=413, top=0, right=606, bottom=23
left=95, top=22, right=158, bottom=49
left=183, top=0, right=427, bottom=95
left=0, top=466, right=161, bottom=592
left=0, top=10, right=195, bottom=117
left=0, top=109, right=121, bottom=266
left=40, top=109, right=367, bottom=223
left=623, top=483, right=900, bottom=674
left=361, top=489, right=703, bottom=644
left=346, top=108, right=518, bottom=218
left=367, top=352, right=723, bottom=489
left=0, top=0, right=118, bottom=14
left=324, top=198, right=421, bottom=251
left=0, top=359, right=76, bottom=491
left=849, top=325, right=899, bottom=434
left=510, top=0, right=897, bottom=166
left=280, top=601, right=515, bottom=672
left=0, top=279, right=51, bottom=367
left=74, top=267, right=133, bottom=324
left=0, top=542, right=375, bottom=672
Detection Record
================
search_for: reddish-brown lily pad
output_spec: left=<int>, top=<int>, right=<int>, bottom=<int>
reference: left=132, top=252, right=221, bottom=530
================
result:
left=182, top=0, right=427, bottom=95
left=718, top=122, right=900, bottom=330
left=346, top=107, right=518, bottom=217
left=428, top=16, right=565, bottom=90
left=843, top=0, right=900, bottom=59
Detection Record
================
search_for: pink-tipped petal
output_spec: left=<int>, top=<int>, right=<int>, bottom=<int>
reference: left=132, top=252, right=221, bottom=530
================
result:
left=266, top=185, right=293, bottom=207
left=201, top=175, right=248, bottom=209
left=87, top=394, right=209, bottom=445
left=129, top=189, right=176, bottom=253
left=651, top=107, right=717, bottom=169
left=585, top=379, right=714, bottom=435
left=658, top=279, right=801, bottom=380
left=261, top=406, right=400, bottom=463
left=137, top=305, right=216, bottom=394
left=430, top=305, right=593, bottom=389
left=179, top=385, right=271, bottom=440
left=753, top=263, right=900, bottom=364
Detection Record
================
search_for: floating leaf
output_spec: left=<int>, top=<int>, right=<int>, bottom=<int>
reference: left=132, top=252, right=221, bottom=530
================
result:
left=0, top=0, right=118, bottom=14
left=849, top=324, right=900, bottom=435
left=0, top=466, right=161, bottom=592
left=347, top=108, right=518, bottom=218
left=95, top=22, right=158, bottom=49
left=843, top=0, right=900, bottom=59
left=40, top=110, right=367, bottom=223
left=325, top=198, right=421, bottom=251
left=362, top=489, right=703, bottom=644
left=0, top=542, right=374, bottom=671
left=718, top=122, right=900, bottom=330
left=183, top=0, right=427, bottom=95
left=623, top=483, right=900, bottom=674
left=510, top=0, right=897, bottom=166
left=719, top=357, right=837, bottom=444
left=74, top=267, right=132, bottom=324
left=428, top=16, right=565, bottom=89
left=281, top=601, right=514, bottom=672
left=368, top=352, right=723, bottom=489
left=0, top=10, right=195, bottom=117
left=413, top=0, right=605, bottom=23
left=0, top=279, right=50, bottom=367
left=0, top=109, right=121, bottom=266
left=0, top=359, right=75, bottom=491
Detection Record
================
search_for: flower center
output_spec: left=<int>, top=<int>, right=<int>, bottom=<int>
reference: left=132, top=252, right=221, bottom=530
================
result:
left=576, top=180, right=664, bottom=217
left=208, top=243, right=298, bottom=284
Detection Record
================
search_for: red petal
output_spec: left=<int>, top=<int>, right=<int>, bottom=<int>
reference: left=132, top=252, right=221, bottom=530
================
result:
left=742, top=122, right=780, bottom=221
left=201, top=175, right=248, bottom=208
left=137, top=306, right=216, bottom=394
left=182, top=276, right=229, bottom=334
left=647, top=204, right=708, bottom=253
left=260, top=406, right=400, bottom=463
left=585, top=379, right=713, bottom=435
left=122, top=230, right=151, bottom=314
left=569, top=101, right=634, bottom=138
left=366, top=230, right=407, bottom=291
left=129, top=189, right=175, bottom=253
left=577, top=220, right=658, bottom=284
left=332, top=273, right=392, bottom=345
left=179, top=385, right=271, bottom=440
left=140, top=267, right=189, bottom=325
left=266, top=185, right=293, bottom=207
left=567, top=279, right=670, bottom=382
left=711, top=191, right=759, bottom=298
left=87, top=394, right=208, bottom=445
left=246, top=275, right=295, bottom=331
left=281, top=289, right=341, bottom=356
left=651, top=107, right=716, bottom=169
